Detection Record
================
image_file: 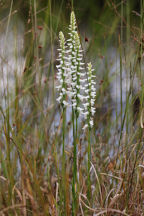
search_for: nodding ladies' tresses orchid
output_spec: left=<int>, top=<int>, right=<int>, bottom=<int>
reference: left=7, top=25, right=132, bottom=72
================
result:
left=56, top=31, right=69, bottom=107
left=56, top=12, right=96, bottom=209
left=83, top=62, right=96, bottom=129
left=56, top=11, right=96, bottom=129
left=67, top=12, right=85, bottom=115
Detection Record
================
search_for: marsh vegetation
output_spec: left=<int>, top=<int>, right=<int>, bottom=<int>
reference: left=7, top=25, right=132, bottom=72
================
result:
left=0, top=0, right=144, bottom=215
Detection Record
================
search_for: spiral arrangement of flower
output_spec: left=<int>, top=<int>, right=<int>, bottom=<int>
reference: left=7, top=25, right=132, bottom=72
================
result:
left=56, top=11, right=96, bottom=212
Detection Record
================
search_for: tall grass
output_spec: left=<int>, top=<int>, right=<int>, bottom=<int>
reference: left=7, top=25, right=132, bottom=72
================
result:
left=0, top=0, right=144, bottom=215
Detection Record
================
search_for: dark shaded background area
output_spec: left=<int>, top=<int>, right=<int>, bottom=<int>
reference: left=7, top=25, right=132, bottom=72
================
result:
left=0, top=0, right=141, bottom=30
left=0, top=0, right=140, bottom=59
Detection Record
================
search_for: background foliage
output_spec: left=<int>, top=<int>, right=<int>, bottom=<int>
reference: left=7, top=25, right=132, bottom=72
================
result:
left=0, top=0, right=144, bottom=215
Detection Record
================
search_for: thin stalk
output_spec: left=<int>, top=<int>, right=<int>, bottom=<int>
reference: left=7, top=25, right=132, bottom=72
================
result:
left=140, top=0, right=143, bottom=80
left=87, top=127, right=91, bottom=200
left=62, top=107, right=66, bottom=214
left=140, top=0, right=144, bottom=108
left=71, top=0, right=74, bottom=10
left=6, top=103, right=13, bottom=204
left=3, top=0, right=14, bottom=206
left=125, top=0, right=130, bottom=143
left=87, top=89, right=91, bottom=201
left=34, top=0, right=40, bottom=86
left=75, top=114, right=78, bottom=186
left=120, top=0, right=123, bottom=128
left=140, top=0, right=144, bottom=127
left=72, top=107, right=77, bottom=216
left=49, top=0, right=55, bottom=102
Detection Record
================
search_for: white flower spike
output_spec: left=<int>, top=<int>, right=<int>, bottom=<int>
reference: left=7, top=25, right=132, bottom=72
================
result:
left=67, top=12, right=86, bottom=116
left=56, top=12, right=96, bottom=129
left=83, top=62, right=96, bottom=129
left=56, top=31, right=68, bottom=107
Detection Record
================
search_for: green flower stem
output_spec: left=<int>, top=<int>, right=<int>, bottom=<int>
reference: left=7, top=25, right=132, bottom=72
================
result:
left=87, top=126, right=91, bottom=200
left=72, top=112, right=79, bottom=216
left=72, top=108, right=77, bottom=215
left=62, top=107, right=66, bottom=214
